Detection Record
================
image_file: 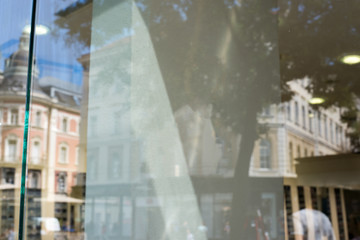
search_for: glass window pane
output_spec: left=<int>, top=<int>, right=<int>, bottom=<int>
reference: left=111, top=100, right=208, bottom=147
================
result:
left=13, top=0, right=360, bottom=240
left=0, top=0, right=35, bottom=238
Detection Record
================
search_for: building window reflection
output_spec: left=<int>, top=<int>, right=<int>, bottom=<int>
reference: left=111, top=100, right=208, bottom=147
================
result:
left=75, top=147, right=79, bottom=165
left=89, top=116, right=97, bottom=137
left=5, top=136, right=17, bottom=162
left=31, top=140, right=41, bottom=164
left=259, top=139, right=271, bottom=169
left=59, top=144, right=68, bottom=164
left=35, top=111, right=41, bottom=127
left=324, top=115, right=328, bottom=140
left=295, top=101, right=299, bottom=124
left=62, top=118, right=68, bottom=132
left=308, top=110, right=313, bottom=133
left=302, top=105, right=306, bottom=129
left=28, top=170, right=41, bottom=189
left=108, top=147, right=123, bottom=179
left=87, top=149, right=98, bottom=180
left=1, top=168, right=15, bottom=184
left=287, top=103, right=291, bottom=121
left=318, top=112, right=322, bottom=136
left=10, top=109, right=18, bottom=125
left=57, top=172, right=67, bottom=193
left=289, top=142, right=293, bottom=172
left=114, top=111, right=121, bottom=134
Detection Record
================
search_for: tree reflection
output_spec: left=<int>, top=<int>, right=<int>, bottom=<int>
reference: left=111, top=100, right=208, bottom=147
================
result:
left=53, top=0, right=360, bottom=239
left=278, top=0, right=360, bottom=151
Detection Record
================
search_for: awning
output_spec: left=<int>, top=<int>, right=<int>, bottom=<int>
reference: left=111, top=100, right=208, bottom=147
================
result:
left=296, top=153, right=360, bottom=190
left=34, top=194, right=84, bottom=203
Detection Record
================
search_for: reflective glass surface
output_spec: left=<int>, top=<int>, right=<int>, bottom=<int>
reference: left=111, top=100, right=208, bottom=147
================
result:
left=0, top=0, right=360, bottom=240
left=0, top=1, right=34, bottom=239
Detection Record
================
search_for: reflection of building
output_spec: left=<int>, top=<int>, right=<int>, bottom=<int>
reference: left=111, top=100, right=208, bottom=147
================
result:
left=78, top=37, right=145, bottom=240
left=0, top=30, right=84, bottom=239
left=250, top=78, right=350, bottom=177
left=250, top=79, right=352, bottom=240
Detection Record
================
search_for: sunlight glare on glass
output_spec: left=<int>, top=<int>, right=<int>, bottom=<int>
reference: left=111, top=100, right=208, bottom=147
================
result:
left=341, top=55, right=360, bottom=65
left=23, top=24, right=49, bottom=35
left=309, top=97, right=325, bottom=105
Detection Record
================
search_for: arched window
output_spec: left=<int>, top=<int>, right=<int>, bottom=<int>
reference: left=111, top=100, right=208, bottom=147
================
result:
left=259, top=139, right=271, bottom=169
left=62, top=118, right=68, bottom=132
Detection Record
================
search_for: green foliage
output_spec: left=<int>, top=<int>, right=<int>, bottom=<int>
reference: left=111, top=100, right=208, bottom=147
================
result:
left=279, top=0, right=360, bottom=151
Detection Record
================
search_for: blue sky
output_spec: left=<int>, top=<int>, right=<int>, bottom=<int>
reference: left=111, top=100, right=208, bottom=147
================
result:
left=0, top=0, right=86, bottom=86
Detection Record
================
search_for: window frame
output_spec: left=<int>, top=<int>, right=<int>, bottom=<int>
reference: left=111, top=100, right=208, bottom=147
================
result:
left=58, top=143, right=69, bottom=164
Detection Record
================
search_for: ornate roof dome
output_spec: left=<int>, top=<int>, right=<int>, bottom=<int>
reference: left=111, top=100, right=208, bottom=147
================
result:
left=6, top=50, right=29, bottom=68
left=1, top=30, right=42, bottom=93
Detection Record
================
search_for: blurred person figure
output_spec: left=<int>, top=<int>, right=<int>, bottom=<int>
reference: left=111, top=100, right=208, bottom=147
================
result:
left=292, top=209, right=335, bottom=240
left=224, top=221, right=231, bottom=239
left=186, top=230, right=194, bottom=240
left=7, top=227, right=14, bottom=240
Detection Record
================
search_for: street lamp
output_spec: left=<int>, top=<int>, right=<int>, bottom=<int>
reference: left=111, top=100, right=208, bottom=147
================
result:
left=309, top=97, right=325, bottom=105
left=23, top=24, right=49, bottom=35
left=341, top=55, right=360, bottom=65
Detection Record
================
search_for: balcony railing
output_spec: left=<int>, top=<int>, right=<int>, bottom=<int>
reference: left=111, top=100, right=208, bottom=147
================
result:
left=28, top=157, right=46, bottom=167
left=2, top=156, right=20, bottom=163
left=0, top=156, right=46, bottom=166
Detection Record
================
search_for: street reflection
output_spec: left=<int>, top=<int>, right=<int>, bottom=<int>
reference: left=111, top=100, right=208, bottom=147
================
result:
left=0, top=0, right=360, bottom=239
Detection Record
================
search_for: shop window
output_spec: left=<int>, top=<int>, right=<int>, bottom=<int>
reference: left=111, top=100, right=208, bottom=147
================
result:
left=297, top=186, right=305, bottom=210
